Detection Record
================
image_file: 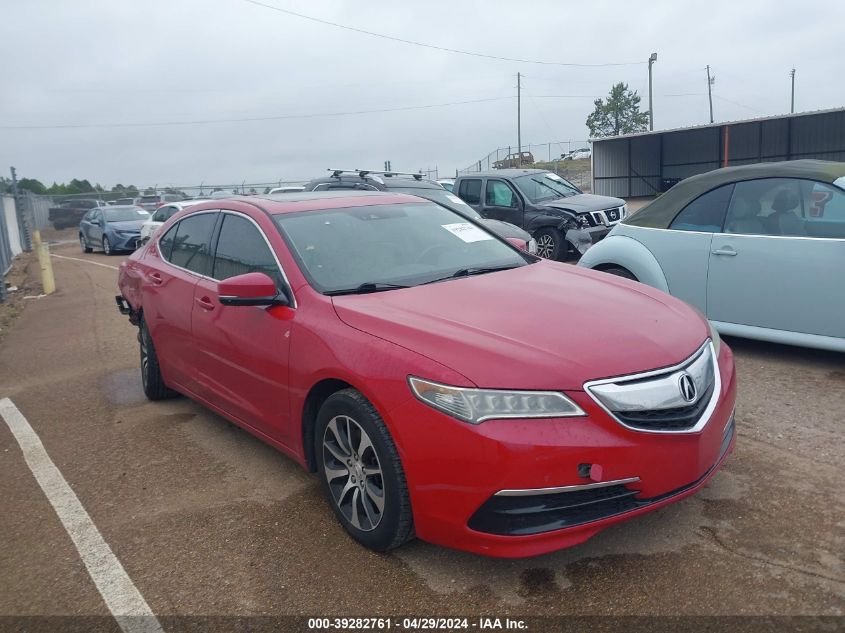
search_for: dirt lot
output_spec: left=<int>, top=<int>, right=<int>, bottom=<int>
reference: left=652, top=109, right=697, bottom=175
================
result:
left=0, top=231, right=842, bottom=631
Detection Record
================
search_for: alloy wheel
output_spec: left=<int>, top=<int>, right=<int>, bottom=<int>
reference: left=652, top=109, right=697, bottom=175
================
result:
left=536, top=234, right=555, bottom=259
left=103, top=237, right=111, bottom=255
left=79, top=234, right=86, bottom=250
left=322, top=415, right=385, bottom=532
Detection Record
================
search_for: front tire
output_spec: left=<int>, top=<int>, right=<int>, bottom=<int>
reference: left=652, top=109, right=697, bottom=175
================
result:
left=80, top=234, right=93, bottom=253
left=316, top=389, right=413, bottom=552
left=102, top=236, right=114, bottom=255
left=139, top=319, right=177, bottom=400
left=533, top=227, right=564, bottom=260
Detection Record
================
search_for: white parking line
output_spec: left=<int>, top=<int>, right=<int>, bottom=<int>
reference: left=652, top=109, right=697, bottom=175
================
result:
left=0, top=398, right=164, bottom=633
left=51, top=253, right=120, bottom=271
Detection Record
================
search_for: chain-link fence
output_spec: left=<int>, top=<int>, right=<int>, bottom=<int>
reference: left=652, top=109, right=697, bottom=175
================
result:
left=458, top=140, right=590, bottom=173
left=457, top=140, right=593, bottom=191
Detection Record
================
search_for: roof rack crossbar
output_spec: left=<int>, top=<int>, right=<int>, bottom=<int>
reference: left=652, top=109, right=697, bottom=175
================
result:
left=327, top=168, right=424, bottom=181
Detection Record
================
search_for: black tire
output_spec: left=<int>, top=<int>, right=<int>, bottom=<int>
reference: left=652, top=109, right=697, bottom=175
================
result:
left=315, top=388, right=414, bottom=552
left=602, top=266, right=638, bottom=281
left=139, top=318, right=177, bottom=400
left=102, top=236, right=115, bottom=256
left=80, top=233, right=93, bottom=253
left=533, top=227, right=565, bottom=260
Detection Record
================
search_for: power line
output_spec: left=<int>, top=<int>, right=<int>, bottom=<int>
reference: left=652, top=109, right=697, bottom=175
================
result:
left=241, top=0, right=645, bottom=68
left=0, top=95, right=514, bottom=130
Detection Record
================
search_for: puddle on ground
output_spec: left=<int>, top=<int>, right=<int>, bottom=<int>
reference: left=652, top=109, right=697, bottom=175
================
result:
left=396, top=472, right=751, bottom=605
left=102, top=367, right=146, bottom=405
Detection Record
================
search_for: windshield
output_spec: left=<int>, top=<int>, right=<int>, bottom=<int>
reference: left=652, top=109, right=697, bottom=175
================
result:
left=105, top=207, right=149, bottom=222
left=393, top=187, right=483, bottom=220
left=275, top=202, right=528, bottom=294
left=514, top=172, right=581, bottom=203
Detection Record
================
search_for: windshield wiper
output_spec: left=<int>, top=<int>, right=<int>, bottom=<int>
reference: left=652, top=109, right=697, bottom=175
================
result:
left=325, top=281, right=410, bottom=296
left=422, top=264, right=521, bottom=285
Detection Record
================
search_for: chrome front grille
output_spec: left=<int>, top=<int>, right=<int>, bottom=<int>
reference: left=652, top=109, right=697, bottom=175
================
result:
left=584, top=341, right=720, bottom=433
left=590, top=206, right=624, bottom=227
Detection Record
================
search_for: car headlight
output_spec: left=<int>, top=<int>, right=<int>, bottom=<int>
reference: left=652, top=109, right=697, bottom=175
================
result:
left=577, top=215, right=591, bottom=228
left=408, top=376, right=585, bottom=424
left=620, top=204, right=628, bottom=218
left=527, top=238, right=537, bottom=254
left=708, top=320, right=721, bottom=357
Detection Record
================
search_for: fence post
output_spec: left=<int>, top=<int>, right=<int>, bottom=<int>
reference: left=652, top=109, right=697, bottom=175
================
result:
left=10, top=167, right=32, bottom=252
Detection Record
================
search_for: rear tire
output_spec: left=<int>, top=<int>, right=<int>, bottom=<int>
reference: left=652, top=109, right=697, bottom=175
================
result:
left=139, top=318, right=177, bottom=400
left=315, top=389, right=414, bottom=552
left=533, top=227, right=564, bottom=260
left=602, top=266, right=638, bottom=281
left=80, top=234, right=93, bottom=253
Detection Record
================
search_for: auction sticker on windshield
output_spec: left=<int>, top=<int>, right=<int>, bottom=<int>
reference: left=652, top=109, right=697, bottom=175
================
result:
left=441, top=222, right=493, bottom=243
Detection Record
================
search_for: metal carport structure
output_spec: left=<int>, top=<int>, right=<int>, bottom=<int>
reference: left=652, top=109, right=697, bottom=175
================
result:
left=591, top=107, right=845, bottom=197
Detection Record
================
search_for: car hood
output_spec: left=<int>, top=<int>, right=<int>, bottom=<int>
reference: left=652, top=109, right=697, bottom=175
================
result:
left=480, top=218, right=531, bottom=241
left=540, top=193, right=625, bottom=215
left=332, top=262, right=709, bottom=390
left=107, top=220, right=145, bottom=231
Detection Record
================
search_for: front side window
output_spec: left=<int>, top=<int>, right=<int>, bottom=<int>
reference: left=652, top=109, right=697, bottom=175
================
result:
left=798, top=180, right=845, bottom=239
left=485, top=180, right=518, bottom=208
left=670, top=184, right=734, bottom=232
left=275, top=202, right=528, bottom=294
left=168, top=212, right=218, bottom=275
left=152, top=205, right=177, bottom=222
left=212, top=214, right=283, bottom=287
left=513, top=172, right=580, bottom=203
left=457, top=179, right=482, bottom=205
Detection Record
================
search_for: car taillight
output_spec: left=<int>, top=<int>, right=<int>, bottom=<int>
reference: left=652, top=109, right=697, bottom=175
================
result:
left=506, top=237, right=528, bottom=250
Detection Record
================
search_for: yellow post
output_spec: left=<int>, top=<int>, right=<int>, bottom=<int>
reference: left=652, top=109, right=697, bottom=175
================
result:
left=31, top=229, right=56, bottom=295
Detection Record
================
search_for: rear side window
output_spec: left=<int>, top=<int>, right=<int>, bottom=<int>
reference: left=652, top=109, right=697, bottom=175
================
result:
left=168, top=213, right=218, bottom=276
left=458, top=179, right=482, bottom=205
left=798, top=180, right=845, bottom=239
left=152, top=205, right=176, bottom=222
left=158, top=224, right=178, bottom=260
left=670, top=184, right=734, bottom=232
left=212, top=214, right=283, bottom=287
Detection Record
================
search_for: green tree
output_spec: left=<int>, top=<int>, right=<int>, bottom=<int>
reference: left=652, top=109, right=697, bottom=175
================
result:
left=18, top=178, right=47, bottom=194
left=586, top=82, right=649, bottom=138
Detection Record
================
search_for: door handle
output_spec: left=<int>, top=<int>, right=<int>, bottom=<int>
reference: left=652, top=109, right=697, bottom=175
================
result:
left=711, top=248, right=737, bottom=257
left=195, top=296, right=215, bottom=311
left=148, top=272, right=163, bottom=285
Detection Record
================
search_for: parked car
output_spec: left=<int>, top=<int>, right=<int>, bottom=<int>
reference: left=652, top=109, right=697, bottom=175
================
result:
left=79, top=205, right=150, bottom=255
left=304, top=170, right=536, bottom=253
left=579, top=160, right=845, bottom=352
left=116, top=190, right=736, bottom=557
left=48, top=198, right=103, bottom=230
left=563, top=148, right=592, bottom=161
left=140, top=199, right=209, bottom=244
left=493, top=151, right=534, bottom=169
left=436, top=178, right=455, bottom=192
left=453, top=169, right=626, bottom=260
left=136, top=192, right=185, bottom=212
left=269, top=186, right=306, bottom=194
left=113, top=197, right=139, bottom=206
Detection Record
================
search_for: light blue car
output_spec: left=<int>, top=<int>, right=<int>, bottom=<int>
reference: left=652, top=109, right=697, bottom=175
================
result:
left=579, top=160, right=845, bottom=352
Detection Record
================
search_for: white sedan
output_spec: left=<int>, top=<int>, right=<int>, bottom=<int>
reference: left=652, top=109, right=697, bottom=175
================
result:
left=139, top=199, right=209, bottom=244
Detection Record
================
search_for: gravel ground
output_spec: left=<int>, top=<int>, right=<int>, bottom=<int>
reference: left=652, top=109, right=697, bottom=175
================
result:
left=0, top=234, right=842, bottom=630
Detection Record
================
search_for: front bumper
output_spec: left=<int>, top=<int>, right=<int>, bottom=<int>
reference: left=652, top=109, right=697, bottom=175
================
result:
left=111, top=233, right=142, bottom=251
left=385, top=343, right=737, bottom=558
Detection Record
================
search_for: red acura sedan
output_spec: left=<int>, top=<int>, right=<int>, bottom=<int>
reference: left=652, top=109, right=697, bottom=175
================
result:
left=116, top=191, right=736, bottom=558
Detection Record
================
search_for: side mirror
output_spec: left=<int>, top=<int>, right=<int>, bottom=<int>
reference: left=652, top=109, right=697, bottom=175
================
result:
left=218, top=272, right=289, bottom=307
left=505, top=237, right=528, bottom=251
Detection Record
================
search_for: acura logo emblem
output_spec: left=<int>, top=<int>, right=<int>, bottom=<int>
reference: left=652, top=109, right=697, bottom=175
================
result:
left=679, top=373, right=697, bottom=403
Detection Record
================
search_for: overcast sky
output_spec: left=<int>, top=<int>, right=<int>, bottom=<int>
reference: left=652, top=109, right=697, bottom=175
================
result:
left=1, top=0, right=843, bottom=190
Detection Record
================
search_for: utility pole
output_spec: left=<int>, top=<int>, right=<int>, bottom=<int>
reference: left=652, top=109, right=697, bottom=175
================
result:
left=790, top=68, right=796, bottom=113
left=517, top=72, right=522, bottom=163
left=648, top=53, right=657, bottom=131
left=706, top=65, right=715, bottom=124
